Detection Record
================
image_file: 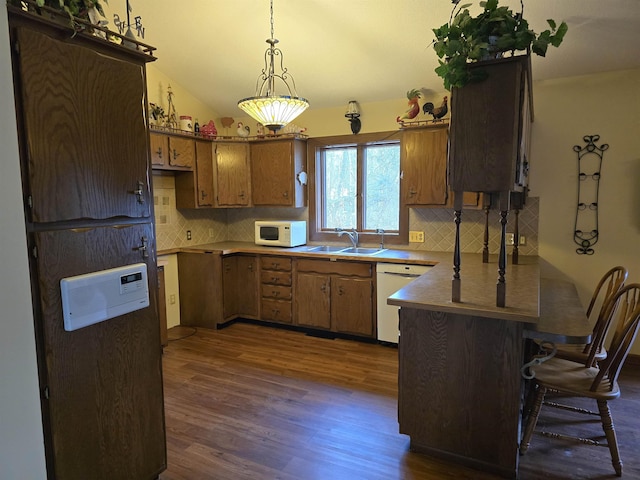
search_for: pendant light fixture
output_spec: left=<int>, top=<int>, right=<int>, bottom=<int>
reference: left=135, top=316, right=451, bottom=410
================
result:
left=237, top=0, right=309, bottom=133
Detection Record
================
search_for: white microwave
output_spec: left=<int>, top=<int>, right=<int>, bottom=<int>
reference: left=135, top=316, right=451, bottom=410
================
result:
left=255, top=220, right=307, bottom=247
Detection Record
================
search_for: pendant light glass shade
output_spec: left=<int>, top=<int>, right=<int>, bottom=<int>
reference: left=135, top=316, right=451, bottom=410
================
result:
left=237, top=0, right=309, bottom=132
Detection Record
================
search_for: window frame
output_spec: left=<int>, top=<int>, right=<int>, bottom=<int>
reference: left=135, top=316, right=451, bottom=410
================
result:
left=307, top=131, right=408, bottom=246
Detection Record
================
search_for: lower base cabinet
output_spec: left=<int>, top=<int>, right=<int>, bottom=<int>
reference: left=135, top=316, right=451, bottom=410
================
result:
left=177, top=252, right=224, bottom=328
left=294, top=259, right=375, bottom=337
left=223, top=254, right=259, bottom=320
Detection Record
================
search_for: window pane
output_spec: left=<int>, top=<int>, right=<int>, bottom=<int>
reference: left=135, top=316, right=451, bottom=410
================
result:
left=323, top=147, right=357, bottom=229
left=364, top=144, right=400, bottom=230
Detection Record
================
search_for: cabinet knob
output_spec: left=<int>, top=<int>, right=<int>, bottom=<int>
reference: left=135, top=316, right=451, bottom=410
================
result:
left=282, top=191, right=289, bottom=198
left=320, top=283, right=327, bottom=293
left=239, top=191, right=245, bottom=199
left=338, top=286, right=345, bottom=296
left=172, top=149, right=180, bottom=160
left=271, top=276, right=278, bottom=282
left=155, top=147, right=163, bottom=158
left=201, top=190, right=208, bottom=199
left=409, top=187, right=417, bottom=197
left=272, top=290, right=279, bottom=297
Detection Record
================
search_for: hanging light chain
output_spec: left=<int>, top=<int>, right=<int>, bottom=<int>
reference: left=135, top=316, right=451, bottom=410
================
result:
left=270, top=0, right=275, bottom=41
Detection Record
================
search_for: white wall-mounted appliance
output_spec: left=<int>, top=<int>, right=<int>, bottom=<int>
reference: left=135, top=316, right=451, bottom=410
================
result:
left=60, top=263, right=149, bottom=332
left=376, top=262, right=432, bottom=343
left=255, top=220, right=307, bottom=247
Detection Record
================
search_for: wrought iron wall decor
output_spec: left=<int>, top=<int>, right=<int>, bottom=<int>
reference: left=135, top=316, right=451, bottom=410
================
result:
left=573, top=135, right=608, bottom=255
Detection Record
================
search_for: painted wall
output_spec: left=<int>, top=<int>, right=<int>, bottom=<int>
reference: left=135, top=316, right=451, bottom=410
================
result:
left=531, top=69, right=640, bottom=325
left=0, top=6, right=48, bottom=479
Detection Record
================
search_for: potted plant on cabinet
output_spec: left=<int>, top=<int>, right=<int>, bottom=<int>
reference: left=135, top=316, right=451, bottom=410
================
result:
left=9, top=0, right=107, bottom=25
left=432, top=0, right=567, bottom=90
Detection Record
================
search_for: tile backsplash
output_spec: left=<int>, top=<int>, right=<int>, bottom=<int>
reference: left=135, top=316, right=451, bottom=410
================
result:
left=153, top=173, right=538, bottom=255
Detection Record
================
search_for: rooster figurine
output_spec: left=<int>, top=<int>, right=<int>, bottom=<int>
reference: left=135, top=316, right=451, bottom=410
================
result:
left=396, top=89, right=421, bottom=124
left=237, top=122, right=250, bottom=138
left=423, top=96, right=448, bottom=121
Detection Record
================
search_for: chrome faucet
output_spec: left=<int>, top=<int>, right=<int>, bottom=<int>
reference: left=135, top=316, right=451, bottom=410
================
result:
left=376, top=228, right=385, bottom=249
left=336, top=228, right=359, bottom=248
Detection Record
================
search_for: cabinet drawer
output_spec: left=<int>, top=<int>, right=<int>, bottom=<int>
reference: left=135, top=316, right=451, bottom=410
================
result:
left=261, top=299, right=292, bottom=324
left=260, top=256, right=292, bottom=272
left=296, top=259, right=372, bottom=278
left=261, top=284, right=292, bottom=300
left=260, top=271, right=292, bottom=286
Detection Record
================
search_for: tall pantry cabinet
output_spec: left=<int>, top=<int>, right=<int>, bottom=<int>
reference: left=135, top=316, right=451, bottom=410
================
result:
left=8, top=7, right=166, bottom=480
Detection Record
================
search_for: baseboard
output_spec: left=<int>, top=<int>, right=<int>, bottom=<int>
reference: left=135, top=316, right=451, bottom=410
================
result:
left=625, top=353, right=640, bottom=368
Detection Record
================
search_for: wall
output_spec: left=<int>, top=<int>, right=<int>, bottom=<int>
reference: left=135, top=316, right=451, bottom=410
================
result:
left=0, top=7, right=48, bottom=479
left=531, top=69, right=640, bottom=354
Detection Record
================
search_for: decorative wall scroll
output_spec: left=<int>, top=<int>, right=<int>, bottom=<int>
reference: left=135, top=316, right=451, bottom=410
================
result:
left=573, top=135, right=608, bottom=255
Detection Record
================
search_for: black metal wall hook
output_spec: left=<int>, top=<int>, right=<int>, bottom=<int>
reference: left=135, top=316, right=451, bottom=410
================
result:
left=573, top=135, right=608, bottom=255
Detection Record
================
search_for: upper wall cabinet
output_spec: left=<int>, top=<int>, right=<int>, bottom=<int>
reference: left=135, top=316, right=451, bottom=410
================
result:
left=150, top=132, right=195, bottom=170
left=215, top=142, right=251, bottom=207
left=449, top=55, right=532, bottom=195
left=401, top=125, right=449, bottom=207
left=175, top=140, right=214, bottom=209
left=251, top=138, right=307, bottom=207
left=12, top=24, right=152, bottom=223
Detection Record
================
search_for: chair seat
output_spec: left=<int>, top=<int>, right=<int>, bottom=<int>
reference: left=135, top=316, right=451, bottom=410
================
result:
left=554, top=342, right=607, bottom=364
left=532, top=357, right=620, bottom=401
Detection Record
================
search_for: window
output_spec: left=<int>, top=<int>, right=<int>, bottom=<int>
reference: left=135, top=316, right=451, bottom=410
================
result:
left=308, top=132, right=407, bottom=245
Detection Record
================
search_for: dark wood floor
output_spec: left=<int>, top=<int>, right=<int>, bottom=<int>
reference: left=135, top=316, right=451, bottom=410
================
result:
left=159, top=323, right=640, bottom=480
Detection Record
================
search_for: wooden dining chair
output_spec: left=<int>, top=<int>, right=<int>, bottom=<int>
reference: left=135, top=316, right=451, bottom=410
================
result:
left=553, top=266, right=628, bottom=367
left=520, top=283, right=640, bottom=476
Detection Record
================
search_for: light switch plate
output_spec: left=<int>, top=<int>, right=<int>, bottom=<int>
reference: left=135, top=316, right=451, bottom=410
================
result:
left=409, top=231, right=425, bottom=242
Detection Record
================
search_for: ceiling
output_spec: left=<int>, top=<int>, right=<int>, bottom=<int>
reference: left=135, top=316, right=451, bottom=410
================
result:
left=104, top=1, right=640, bottom=118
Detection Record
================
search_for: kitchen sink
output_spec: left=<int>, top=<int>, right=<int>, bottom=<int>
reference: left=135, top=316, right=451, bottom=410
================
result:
left=339, top=247, right=387, bottom=255
left=305, top=245, right=348, bottom=253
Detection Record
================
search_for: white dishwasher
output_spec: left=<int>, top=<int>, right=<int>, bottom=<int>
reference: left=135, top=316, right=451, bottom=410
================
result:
left=376, top=263, right=432, bottom=344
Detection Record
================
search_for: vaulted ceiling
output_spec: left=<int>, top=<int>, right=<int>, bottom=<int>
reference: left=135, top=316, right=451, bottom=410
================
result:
left=103, top=1, right=640, bottom=117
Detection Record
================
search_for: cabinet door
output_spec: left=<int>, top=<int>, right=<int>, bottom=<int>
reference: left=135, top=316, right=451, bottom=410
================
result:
left=33, top=223, right=165, bottom=479
left=215, top=143, right=251, bottom=206
left=178, top=252, right=223, bottom=328
left=168, top=136, right=195, bottom=168
left=237, top=255, right=259, bottom=317
left=222, top=256, right=238, bottom=319
left=15, top=26, right=151, bottom=222
left=332, top=277, right=374, bottom=336
left=401, top=126, right=449, bottom=206
left=251, top=140, right=294, bottom=206
left=295, top=272, right=331, bottom=329
left=195, top=141, right=214, bottom=207
left=150, top=133, right=169, bottom=168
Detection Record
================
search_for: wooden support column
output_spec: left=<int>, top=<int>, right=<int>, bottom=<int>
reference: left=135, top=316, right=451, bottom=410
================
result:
left=497, top=191, right=510, bottom=307
left=452, top=192, right=463, bottom=302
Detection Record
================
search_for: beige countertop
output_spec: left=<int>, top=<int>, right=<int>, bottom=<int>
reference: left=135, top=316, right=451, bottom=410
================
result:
left=158, top=241, right=449, bottom=266
left=159, top=241, right=590, bottom=342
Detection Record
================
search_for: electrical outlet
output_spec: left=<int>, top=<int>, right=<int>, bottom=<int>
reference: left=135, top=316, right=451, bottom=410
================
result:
left=409, top=231, right=425, bottom=243
left=506, top=234, right=526, bottom=246
left=186, top=230, right=192, bottom=241
left=169, top=294, right=176, bottom=305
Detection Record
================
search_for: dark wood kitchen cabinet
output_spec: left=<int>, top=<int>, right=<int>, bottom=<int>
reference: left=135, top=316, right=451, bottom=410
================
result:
left=251, top=138, right=306, bottom=207
left=8, top=7, right=166, bottom=479
left=223, top=254, right=259, bottom=320
left=449, top=55, right=532, bottom=195
left=294, top=259, right=374, bottom=337
left=177, top=252, right=224, bottom=328
left=175, top=140, right=215, bottom=208
left=401, top=125, right=449, bottom=206
left=215, top=142, right=251, bottom=207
